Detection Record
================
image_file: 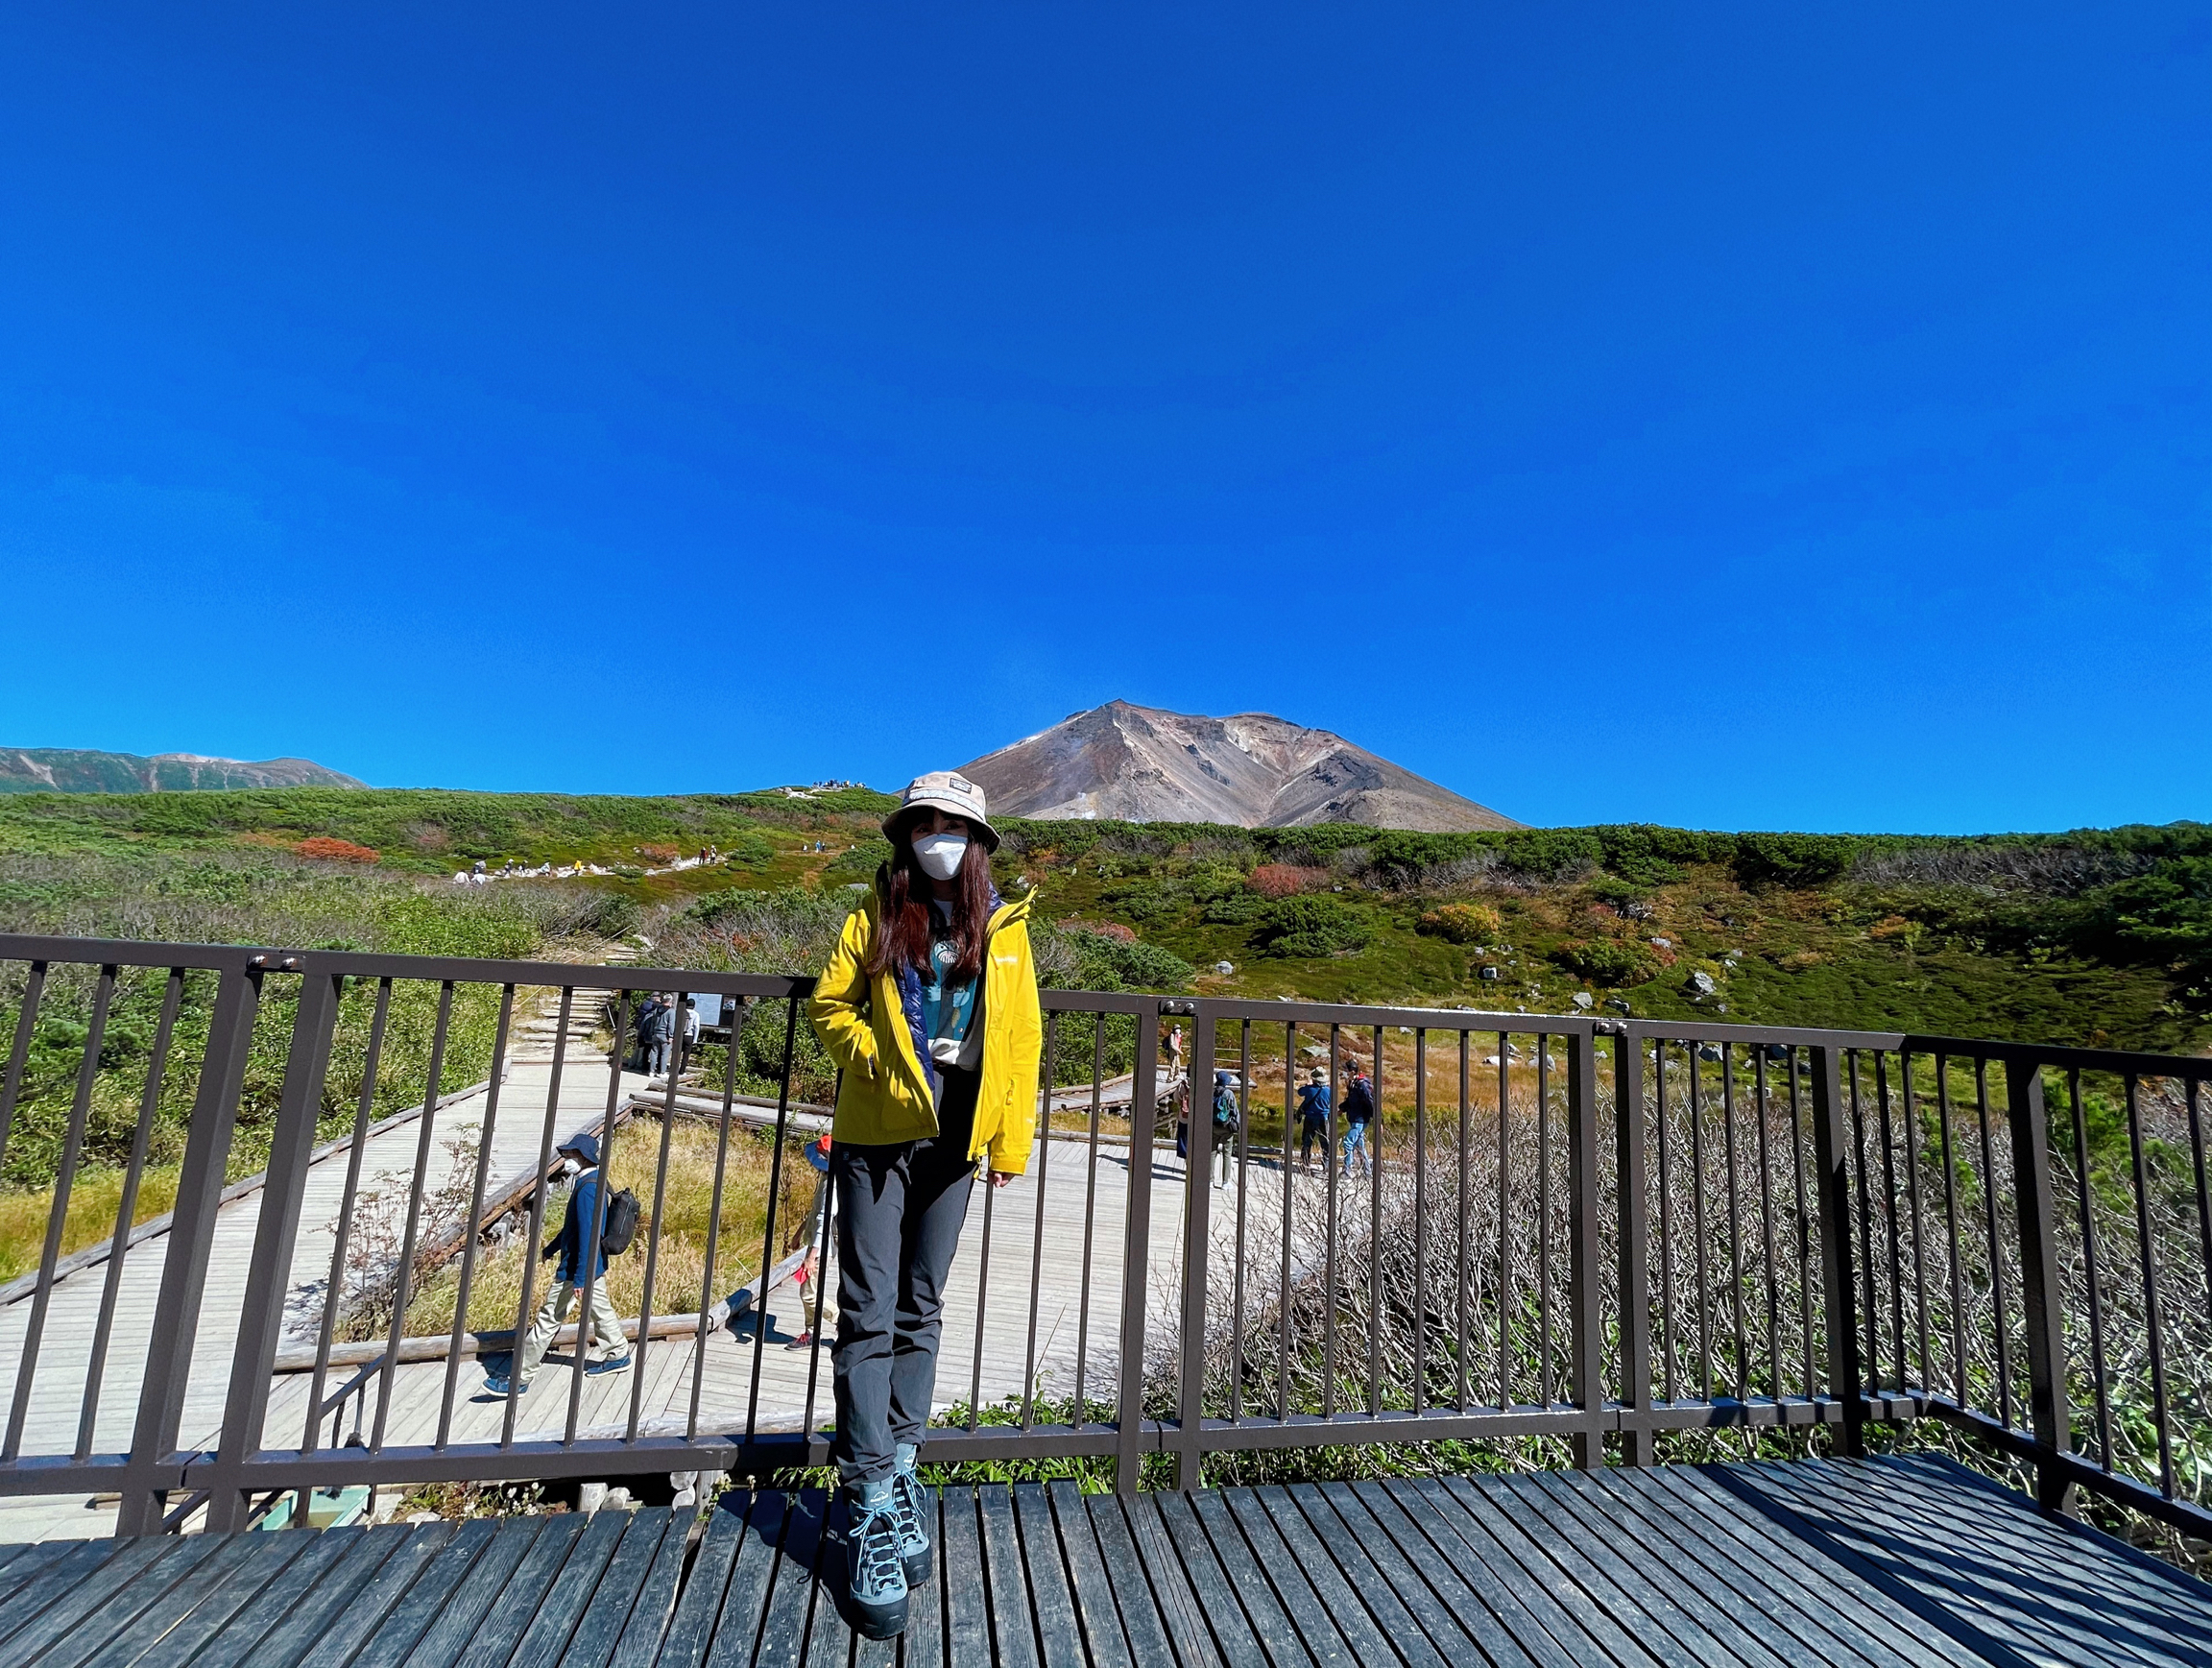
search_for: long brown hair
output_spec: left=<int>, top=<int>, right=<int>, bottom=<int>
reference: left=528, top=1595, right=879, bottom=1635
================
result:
left=866, top=814, right=995, bottom=982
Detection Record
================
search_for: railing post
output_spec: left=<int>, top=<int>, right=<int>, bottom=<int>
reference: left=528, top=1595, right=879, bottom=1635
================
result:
left=1177, top=1003, right=1214, bottom=1489
left=1610, top=1026, right=1651, bottom=1465
left=1567, top=1028, right=1604, bottom=1469
left=117, top=956, right=265, bottom=1535
left=1116, top=1002, right=1162, bottom=1495
left=204, top=964, right=344, bottom=1532
left=2005, top=1056, right=2074, bottom=1512
left=1809, top=1045, right=1866, bottom=1456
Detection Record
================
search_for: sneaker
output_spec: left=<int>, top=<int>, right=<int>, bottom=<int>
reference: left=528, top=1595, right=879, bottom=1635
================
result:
left=891, top=1450, right=932, bottom=1584
left=586, top=1353, right=633, bottom=1377
left=483, top=1373, right=526, bottom=1397
left=846, top=1481, right=909, bottom=1639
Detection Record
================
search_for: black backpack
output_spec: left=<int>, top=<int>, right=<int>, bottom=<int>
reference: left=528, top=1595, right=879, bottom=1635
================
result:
left=600, top=1188, right=643, bottom=1257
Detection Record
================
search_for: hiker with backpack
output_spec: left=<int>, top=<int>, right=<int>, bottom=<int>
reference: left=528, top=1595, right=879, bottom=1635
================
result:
left=1339, top=1059, right=1377, bottom=1178
left=484, top=1131, right=637, bottom=1395
left=1210, top=1069, right=1239, bottom=1188
left=808, top=772, right=1043, bottom=1641
left=1295, top=1068, right=1332, bottom=1172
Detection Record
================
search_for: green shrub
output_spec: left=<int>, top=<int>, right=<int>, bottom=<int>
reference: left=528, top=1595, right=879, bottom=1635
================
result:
left=1254, top=896, right=1374, bottom=959
left=1203, top=894, right=1267, bottom=926
left=1059, top=929, right=1195, bottom=993
left=1553, top=938, right=1662, bottom=986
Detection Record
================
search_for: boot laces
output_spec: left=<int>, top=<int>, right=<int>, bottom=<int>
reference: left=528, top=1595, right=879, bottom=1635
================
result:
left=891, top=1467, right=926, bottom=1547
left=856, top=1502, right=903, bottom=1592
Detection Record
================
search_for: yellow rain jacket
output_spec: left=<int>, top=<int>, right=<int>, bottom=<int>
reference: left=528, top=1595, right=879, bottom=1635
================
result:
left=807, top=881, right=1043, bottom=1174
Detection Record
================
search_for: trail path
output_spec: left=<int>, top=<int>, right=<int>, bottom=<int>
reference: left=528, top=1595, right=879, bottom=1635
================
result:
left=0, top=990, right=1303, bottom=1541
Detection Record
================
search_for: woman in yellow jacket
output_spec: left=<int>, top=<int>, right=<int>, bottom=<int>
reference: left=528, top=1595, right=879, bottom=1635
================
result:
left=807, top=770, right=1041, bottom=1639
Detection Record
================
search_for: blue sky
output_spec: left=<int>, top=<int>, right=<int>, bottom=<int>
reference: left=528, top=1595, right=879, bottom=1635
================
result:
left=0, top=4, right=2205, bottom=834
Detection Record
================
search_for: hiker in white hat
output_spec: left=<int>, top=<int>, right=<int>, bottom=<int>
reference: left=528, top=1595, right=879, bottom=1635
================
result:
left=805, top=769, right=1042, bottom=1640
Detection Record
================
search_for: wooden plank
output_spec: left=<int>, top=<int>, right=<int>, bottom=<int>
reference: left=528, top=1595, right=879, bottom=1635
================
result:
left=411, top=1516, right=554, bottom=1668
left=1204, top=1488, right=1354, bottom=1668
left=941, top=1487, right=993, bottom=1668
left=0, top=1534, right=140, bottom=1646
left=1415, top=1478, right=1641, bottom=1668
left=1822, top=1460, right=2185, bottom=1633
left=659, top=1504, right=747, bottom=1668
left=755, top=1491, right=830, bottom=1668
left=1572, top=1470, right=1936, bottom=1668
left=1741, top=1461, right=2179, bottom=1668
left=600, top=1511, right=689, bottom=1668
left=896, top=1485, right=942, bottom=1668
left=1519, top=1472, right=1806, bottom=1668
left=0, top=1538, right=81, bottom=1611
left=444, top=1515, right=587, bottom=1668
left=703, top=1491, right=793, bottom=1668
left=803, top=1492, right=856, bottom=1668
left=1481, top=1475, right=1748, bottom=1668
left=125, top=1530, right=322, bottom=1668
left=1276, top=1484, right=1446, bottom=1668
left=43, top=1531, right=251, bottom=1668
left=1309, top=1483, right=1521, bottom=1668
left=1151, top=1491, right=1283, bottom=1668
left=1119, top=1494, right=1218, bottom=1668
left=1644, top=1468, right=1982, bottom=1668
left=347, top=1516, right=509, bottom=1668
left=1014, top=1484, right=1098, bottom=1668
left=977, top=1487, right=1042, bottom=1668
left=237, top=1520, right=459, bottom=1668
left=190, top=1524, right=392, bottom=1668
left=1895, top=1452, right=2212, bottom=1611
left=0, top=1534, right=191, bottom=1660
left=1249, top=1486, right=1412, bottom=1668
left=1337, top=1482, right=1549, bottom=1668
left=1694, top=1465, right=2042, bottom=1668
left=1084, top=1487, right=1180, bottom=1668
left=1840, top=1458, right=2212, bottom=1657
left=504, top=1507, right=635, bottom=1668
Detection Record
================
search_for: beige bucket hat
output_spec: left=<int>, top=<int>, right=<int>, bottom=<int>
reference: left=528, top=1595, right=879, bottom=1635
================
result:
left=883, top=770, right=1000, bottom=851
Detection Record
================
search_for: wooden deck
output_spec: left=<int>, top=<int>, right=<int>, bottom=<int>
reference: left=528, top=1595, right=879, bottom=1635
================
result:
left=2, top=1456, right=2206, bottom=1667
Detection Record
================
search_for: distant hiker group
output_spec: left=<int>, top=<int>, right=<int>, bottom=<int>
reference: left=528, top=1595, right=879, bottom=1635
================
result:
left=628, top=992, right=698, bottom=1076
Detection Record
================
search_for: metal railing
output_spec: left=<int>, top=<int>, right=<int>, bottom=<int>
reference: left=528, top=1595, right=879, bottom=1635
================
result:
left=0, top=933, right=2203, bottom=1540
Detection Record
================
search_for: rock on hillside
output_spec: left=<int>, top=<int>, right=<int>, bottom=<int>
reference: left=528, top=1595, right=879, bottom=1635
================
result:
left=0, top=748, right=366, bottom=794
left=958, top=701, right=1522, bottom=832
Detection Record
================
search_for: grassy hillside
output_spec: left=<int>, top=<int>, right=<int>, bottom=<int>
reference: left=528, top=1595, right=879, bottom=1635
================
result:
left=1, top=786, right=2205, bottom=1052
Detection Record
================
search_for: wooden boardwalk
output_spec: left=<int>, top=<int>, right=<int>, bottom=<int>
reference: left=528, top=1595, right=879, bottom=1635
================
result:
left=2, top=1456, right=2206, bottom=1667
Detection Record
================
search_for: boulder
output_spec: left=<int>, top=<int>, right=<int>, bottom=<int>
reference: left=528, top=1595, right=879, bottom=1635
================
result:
left=1571, top=992, right=1595, bottom=1010
left=1685, top=970, right=1719, bottom=998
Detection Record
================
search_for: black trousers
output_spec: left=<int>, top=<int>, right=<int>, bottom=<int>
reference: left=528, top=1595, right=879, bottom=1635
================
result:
left=830, top=1066, right=979, bottom=1485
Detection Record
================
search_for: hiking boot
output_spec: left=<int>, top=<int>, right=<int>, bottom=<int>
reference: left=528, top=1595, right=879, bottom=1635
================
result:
left=586, top=1353, right=633, bottom=1377
left=846, top=1481, right=909, bottom=1639
left=891, top=1445, right=932, bottom=1584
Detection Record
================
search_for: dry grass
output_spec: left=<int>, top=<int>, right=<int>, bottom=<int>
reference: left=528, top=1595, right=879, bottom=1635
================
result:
left=0, top=1164, right=182, bottom=1284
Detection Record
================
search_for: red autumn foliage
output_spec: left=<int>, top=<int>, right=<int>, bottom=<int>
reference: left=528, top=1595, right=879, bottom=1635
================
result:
left=1248, top=863, right=1328, bottom=899
left=296, top=836, right=380, bottom=865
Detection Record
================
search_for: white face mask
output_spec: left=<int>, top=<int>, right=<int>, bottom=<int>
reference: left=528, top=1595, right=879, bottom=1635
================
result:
left=912, top=832, right=970, bottom=881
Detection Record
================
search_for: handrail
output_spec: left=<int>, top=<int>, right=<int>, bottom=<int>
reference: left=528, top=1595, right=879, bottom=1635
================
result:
left=0, top=933, right=2203, bottom=1540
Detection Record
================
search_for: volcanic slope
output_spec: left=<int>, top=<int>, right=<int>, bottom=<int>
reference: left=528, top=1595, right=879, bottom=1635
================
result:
left=0, top=748, right=366, bottom=794
left=958, top=700, right=1522, bottom=832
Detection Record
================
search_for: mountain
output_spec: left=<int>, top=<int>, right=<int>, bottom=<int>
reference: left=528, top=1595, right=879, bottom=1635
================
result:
left=957, top=702, right=1523, bottom=832
left=0, top=748, right=366, bottom=795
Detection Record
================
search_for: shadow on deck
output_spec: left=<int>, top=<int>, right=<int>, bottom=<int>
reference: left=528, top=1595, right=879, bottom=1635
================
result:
left=2, top=1456, right=2208, bottom=1667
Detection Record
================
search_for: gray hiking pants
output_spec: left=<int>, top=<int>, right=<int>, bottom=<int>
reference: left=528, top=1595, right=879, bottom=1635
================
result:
left=516, top=1279, right=625, bottom=1385
left=830, top=1065, right=979, bottom=1485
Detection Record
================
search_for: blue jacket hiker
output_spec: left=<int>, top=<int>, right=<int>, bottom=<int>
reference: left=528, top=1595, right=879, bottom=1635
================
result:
left=485, top=1131, right=632, bottom=1396
left=1340, top=1067, right=1376, bottom=1178
left=1295, top=1072, right=1332, bottom=1169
